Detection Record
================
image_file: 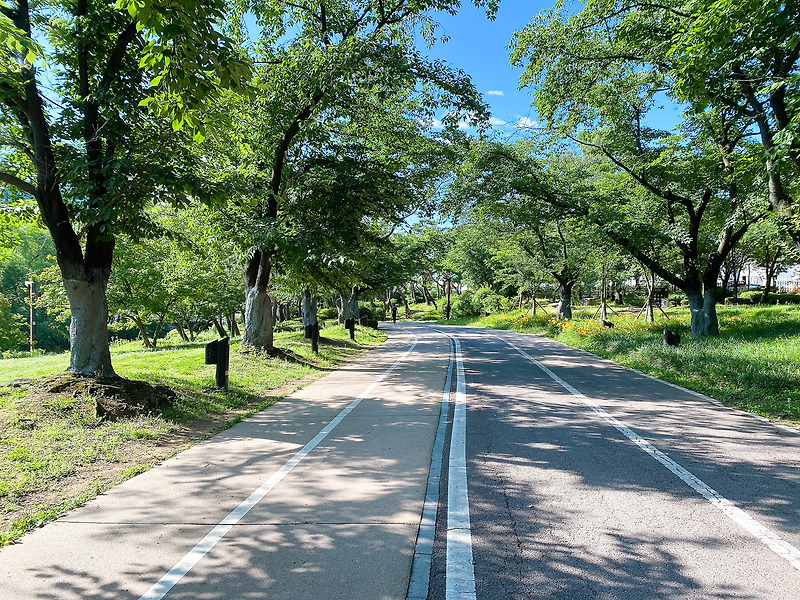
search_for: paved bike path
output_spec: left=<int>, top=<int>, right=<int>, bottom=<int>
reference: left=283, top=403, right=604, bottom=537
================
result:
left=0, top=329, right=450, bottom=599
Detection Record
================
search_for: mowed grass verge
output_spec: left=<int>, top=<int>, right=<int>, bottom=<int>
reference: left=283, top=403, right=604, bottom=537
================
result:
left=0, top=324, right=386, bottom=545
left=438, top=304, right=800, bottom=427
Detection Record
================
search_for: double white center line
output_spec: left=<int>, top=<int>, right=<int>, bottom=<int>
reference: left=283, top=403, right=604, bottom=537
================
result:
left=407, top=330, right=476, bottom=600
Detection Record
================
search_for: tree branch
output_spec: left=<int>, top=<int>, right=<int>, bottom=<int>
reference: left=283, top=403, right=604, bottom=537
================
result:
left=0, top=171, right=36, bottom=195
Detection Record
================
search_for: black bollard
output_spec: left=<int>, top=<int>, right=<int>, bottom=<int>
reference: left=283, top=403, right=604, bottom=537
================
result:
left=205, top=337, right=230, bottom=390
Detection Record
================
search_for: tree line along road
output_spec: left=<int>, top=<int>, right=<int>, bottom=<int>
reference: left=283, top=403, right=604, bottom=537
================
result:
left=1, top=323, right=799, bottom=599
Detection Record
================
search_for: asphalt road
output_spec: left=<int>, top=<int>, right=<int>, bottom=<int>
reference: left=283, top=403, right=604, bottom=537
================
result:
left=425, top=324, right=800, bottom=600
left=2, top=323, right=799, bottom=599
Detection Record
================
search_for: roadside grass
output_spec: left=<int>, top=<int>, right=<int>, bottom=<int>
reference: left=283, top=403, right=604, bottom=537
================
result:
left=0, top=323, right=385, bottom=545
left=443, top=304, right=800, bottom=426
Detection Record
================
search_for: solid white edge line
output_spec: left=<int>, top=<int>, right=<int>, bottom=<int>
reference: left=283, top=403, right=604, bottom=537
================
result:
left=500, top=334, right=800, bottom=573
left=139, top=332, right=420, bottom=600
left=446, top=337, right=477, bottom=600
left=406, top=335, right=454, bottom=600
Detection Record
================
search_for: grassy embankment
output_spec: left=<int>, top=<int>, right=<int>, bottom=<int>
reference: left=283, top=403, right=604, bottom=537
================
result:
left=427, top=302, right=800, bottom=426
left=0, top=323, right=386, bottom=545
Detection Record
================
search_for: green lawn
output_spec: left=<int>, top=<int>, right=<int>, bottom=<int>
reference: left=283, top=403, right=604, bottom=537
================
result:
left=0, top=323, right=386, bottom=545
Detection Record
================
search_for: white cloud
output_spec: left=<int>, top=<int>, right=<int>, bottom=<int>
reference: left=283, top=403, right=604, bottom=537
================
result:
left=486, top=90, right=505, bottom=96
left=458, top=121, right=471, bottom=130
left=489, top=117, right=508, bottom=126
left=516, top=116, right=538, bottom=128
left=418, top=117, right=444, bottom=130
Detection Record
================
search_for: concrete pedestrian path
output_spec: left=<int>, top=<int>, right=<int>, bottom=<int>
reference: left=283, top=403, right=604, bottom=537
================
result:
left=0, top=328, right=450, bottom=599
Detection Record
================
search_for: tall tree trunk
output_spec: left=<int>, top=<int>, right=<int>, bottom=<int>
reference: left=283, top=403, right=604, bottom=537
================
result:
left=128, top=313, right=153, bottom=350
left=761, top=250, right=781, bottom=303
left=151, top=314, right=168, bottom=350
left=244, top=287, right=274, bottom=350
left=421, top=278, right=438, bottom=309
left=243, top=250, right=275, bottom=350
left=347, top=288, right=360, bottom=340
left=337, top=294, right=351, bottom=324
left=64, top=275, right=115, bottom=376
left=687, top=288, right=719, bottom=337
left=599, top=269, right=608, bottom=322
left=227, top=313, right=240, bottom=337
left=302, top=290, right=319, bottom=353
left=212, top=317, right=227, bottom=338
left=645, top=271, right=656, bottom=323
left=174, top=323, right=190, bottom=343
left=348, top=287, right=360, bottom=320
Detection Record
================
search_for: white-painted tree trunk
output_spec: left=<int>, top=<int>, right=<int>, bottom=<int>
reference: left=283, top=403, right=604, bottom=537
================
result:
left=243, top=285, right=275, bottom=349
left=688, top=289, right=719, bottom=337
left=337, top=294, right=352, bottom=324
left=556, top=283, right=573, bottom=320
left=64, top=277, right=115, bottom=377
left=302, top=291, right=318, bottom=329
left=348, top=288, right=360, bottom=320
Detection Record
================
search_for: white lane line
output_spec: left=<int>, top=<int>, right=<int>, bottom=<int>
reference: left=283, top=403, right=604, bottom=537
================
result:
left=139, top=333, right=419, bottom=600
left=500, top=335, right=800, bottom=573
left=446, top=336, right=477, bottom=600
left=406, top=335, right=454, bottom=600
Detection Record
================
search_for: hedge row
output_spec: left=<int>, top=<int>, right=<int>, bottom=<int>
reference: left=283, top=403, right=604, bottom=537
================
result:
left=725, top=291, right=800, bottom=305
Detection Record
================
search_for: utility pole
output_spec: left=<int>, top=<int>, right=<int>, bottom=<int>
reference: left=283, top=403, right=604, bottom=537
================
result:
left=24, top=280, right=35, bottom=355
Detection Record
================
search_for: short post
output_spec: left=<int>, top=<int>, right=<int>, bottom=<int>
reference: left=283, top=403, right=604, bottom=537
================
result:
left=345, top=317, right=355, bottom=340
left=306, top=322, right=319, bottom=354
left=204, top=337, right=230, bottom=390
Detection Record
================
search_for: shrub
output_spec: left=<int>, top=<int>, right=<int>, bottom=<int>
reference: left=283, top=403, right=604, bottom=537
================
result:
left=274, top=318, right=302, bottom=332
left=317, top=307, right=338, bottom=320
left=107, top=320, right=140, bottom=341
left=451, top=290, right=478, bottom=318
left=473, top=287, right=504, bottom=315
left=419, top=310, right=442, bottom=321
left=669, top=293, right=686, bottom=306
left=737, top=291, right=800, bottom=305
left=357, top=305, right=376, bottom=320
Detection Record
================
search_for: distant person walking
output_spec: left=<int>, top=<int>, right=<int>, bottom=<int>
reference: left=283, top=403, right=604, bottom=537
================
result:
left=391, top=304, right=397, bottom=324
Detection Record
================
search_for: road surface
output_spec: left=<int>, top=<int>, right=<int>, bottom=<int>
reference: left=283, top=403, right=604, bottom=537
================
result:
left=2, top=323, right=799, bottom=599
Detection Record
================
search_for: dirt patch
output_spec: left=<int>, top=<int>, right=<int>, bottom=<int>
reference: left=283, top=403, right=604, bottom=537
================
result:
left=4, top=373, right=176, bottom=421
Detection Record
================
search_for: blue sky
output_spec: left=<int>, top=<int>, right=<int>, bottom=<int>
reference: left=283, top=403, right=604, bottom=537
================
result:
left=420, top=1, right=683, bottom=134
left=420, top=1, right=556, bottom=134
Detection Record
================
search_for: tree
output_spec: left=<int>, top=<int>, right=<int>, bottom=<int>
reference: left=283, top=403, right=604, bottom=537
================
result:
left=510, top=3, right=774, bottom=336
left=0, top=1, right=250, bottom=376
left=0, top=291, right=25, bottom=352
left=232, top=0, right=496, bottom=351
left=107, top=205, right=244, bottom=348
left=745, top=217, right=800, bottom=302
left=511, top=0, right=800, bottom=243
left=448, top=141, right=604, bottom=320
left=667, top=0, right=800, bottom=245
left=0, top=223, right=69, bottom=351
